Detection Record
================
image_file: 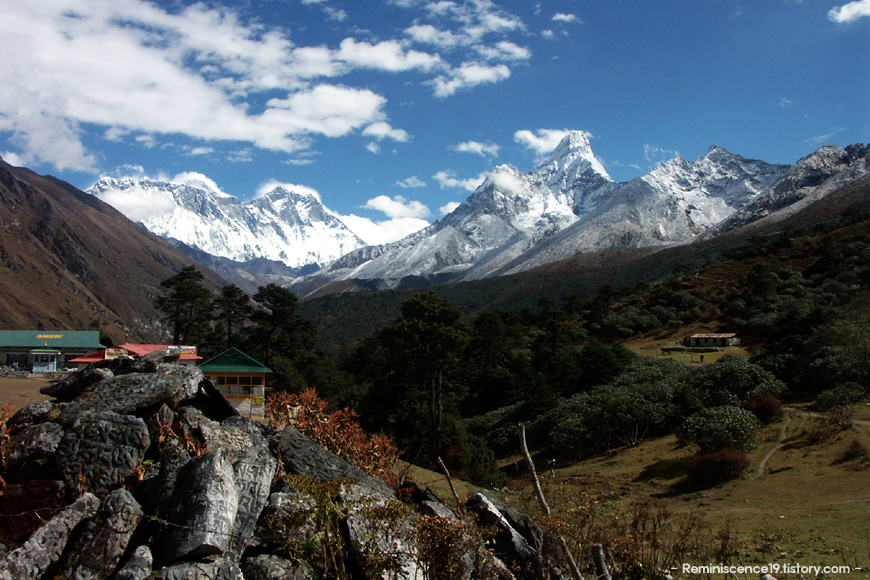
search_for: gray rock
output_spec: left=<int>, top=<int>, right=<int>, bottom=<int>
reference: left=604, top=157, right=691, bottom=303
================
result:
left=40, top=367, right=114, bottom=402
left=8, top=421, right=64, bottom=468
left=157, top=438, right=191, bottom=514
left=225, top=445, right=276, bottom=561
left=113, top=545, right=153, bottom=580
left=466, top=491, right=536, bottom=565
left=58, top=365, right=204, bottom=425
left=6, top=401, right=60, bottom=434
left=0, top=493, right=99, bottom=580
left=474, top=490, right=543, bottom=555
left=146, top=404, right=177, bottom=447
left=251, top=491, right=317, bottom=549
left=420, top=499, right=457, bottom=520
left=56, top=489, right=143, bottom=580
left=277, top=426, right=393, bottom=498
left=242, top=554, right=314, bottom=580
left=55, top=412, right=150, bottom=493
left=162, top=448, right=240, bottom=561
left=152, top=559, right=243, bottom=580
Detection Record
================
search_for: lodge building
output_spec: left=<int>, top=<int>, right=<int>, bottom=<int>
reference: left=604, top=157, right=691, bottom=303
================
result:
left=0, top=330, right=104, bottom=372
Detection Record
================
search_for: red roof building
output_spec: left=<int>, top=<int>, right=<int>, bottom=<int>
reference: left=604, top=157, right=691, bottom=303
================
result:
left=69, top=344, right=201, bottom=370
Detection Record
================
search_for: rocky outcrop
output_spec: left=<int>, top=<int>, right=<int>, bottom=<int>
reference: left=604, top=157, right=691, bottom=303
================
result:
left=1, top=362, right=562, bottom=579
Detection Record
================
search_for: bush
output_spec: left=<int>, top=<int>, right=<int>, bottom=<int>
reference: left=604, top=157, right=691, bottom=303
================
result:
left=743, top=395, right=783, bottom=424
left=679, top=406, right=761, bottom=454
left=687, top=449, right=751, bottom=484
left=834, top=439, right=869, bottom=465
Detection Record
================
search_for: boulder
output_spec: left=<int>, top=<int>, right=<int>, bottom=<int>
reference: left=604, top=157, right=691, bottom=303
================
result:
left=6, top=401, right=60, bottom=435
left=114, top=545, right=153, bottom=580
left=39, top=367, right=114, bottom=402
left=152, top=559, right=243, bottom=580
left=55, top=411, right=150, bottom=493
left=225, top=445, right=277, bottom=561
left=466, top=491, right=536, bottom=565
left=242, top=554, right=314, bottom=580
left=55, top=488, right=143, bottom=580
left=161, top=448, right=240, bottom=562
left=251, top=490, right=317, bottom=549
left=7, top=421, right=64, bottom=472
left=156, top=438, right=191, bottom=514
left=58, top=365, right=204, bottom=425
left=0, top=493, right=99, bottom=580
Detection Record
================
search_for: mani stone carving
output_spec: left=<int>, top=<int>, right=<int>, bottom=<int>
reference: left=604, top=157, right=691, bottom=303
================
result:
left=55, top=411, right=150, bottom=493
left=0, top=493, right=99, bottom=580
left=162, top=447, right=240, bottom=562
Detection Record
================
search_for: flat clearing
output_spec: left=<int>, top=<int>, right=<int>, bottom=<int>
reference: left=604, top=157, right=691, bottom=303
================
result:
left=0, top=376, right=54, bottom=413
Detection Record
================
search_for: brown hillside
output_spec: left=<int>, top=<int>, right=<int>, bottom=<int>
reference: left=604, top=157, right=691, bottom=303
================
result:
left=0, top=158, right=225, bottom=343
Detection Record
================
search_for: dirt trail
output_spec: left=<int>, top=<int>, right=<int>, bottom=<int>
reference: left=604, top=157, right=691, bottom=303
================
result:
left=753, top=412, right=793, bottom=479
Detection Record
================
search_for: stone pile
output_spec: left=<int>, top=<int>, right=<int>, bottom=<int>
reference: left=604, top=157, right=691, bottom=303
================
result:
left=0, top=351, right=565, bottom=579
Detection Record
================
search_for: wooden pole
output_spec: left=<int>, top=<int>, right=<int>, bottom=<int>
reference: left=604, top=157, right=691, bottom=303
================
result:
left=518, top=424, right=585, bottom=580
left=591, top=544, right=611, bottom=580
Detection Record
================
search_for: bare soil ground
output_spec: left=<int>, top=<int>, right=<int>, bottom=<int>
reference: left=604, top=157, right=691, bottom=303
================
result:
left=0, top=376, right=54, bottom=412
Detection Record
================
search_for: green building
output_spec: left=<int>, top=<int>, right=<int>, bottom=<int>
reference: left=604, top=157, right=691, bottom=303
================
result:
left=0, top=330, right=104, bottom=371
left=198, top=348, right=272, bottom=413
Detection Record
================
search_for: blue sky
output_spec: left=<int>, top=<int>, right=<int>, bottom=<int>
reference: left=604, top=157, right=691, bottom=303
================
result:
left=1, top=0, right=868, bottom=244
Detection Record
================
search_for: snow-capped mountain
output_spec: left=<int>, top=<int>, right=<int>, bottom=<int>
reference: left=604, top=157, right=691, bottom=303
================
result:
left=290, top=133, right=798, bottom=297
left=289, top=131, right=615, bottom=296
left=87, top=177, right=366, bottom=270
left=698, top=143, right=869, bottom=239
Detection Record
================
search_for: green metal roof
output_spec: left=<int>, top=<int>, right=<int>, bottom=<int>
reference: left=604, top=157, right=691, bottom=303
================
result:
left=0, top=330, right=104, bottom=349
left=199, top=348, right=272, bottom=374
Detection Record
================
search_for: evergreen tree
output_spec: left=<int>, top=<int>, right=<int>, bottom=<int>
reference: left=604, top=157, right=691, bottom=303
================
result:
left=155, top=266, right=213, bottom=344
left=214, top=284, right=251, bottom=350
left=249, top=283, right=316, bottom=368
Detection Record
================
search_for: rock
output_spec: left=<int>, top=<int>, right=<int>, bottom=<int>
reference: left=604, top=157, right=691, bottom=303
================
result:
left=225, top=444, right=276, bottom=561
left=277, top=426, right=393, bottom=498
left=114, top=545, right=153, bottom=580
left=156, top=438, right=191, bottom=514
left=58, top=365, right=205, bottom=425
left=162, top=448, right=240, bottom=562
left=146, top=404, right=176, bottom=447
left=420, top=499, right=457, bottom=520
left=55, top=411, right=150, bottom=493
left=466, top=491, right=536, bottom=565
left=6, top=401, right=60, bottom=435
left=55, top=489, right=142, bottom=580
left=0, top=493, right=99, bottom=580
left=474, top=490, right=544, bottom=554
left=152, top=559, right=244, bottom=580
left=7, top=421, right=64, bottom=472
left=40, top=367, right=114, bottom=402
left=251, top=490, right=318, bottom=549
left=242, top=554, right=315, bottom=580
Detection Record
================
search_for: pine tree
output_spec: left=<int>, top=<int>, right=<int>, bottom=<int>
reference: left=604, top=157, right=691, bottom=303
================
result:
left=155, top=266, right=213, bottom=344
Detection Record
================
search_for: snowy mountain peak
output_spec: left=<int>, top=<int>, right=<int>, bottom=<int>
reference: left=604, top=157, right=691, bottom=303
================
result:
left=535, top=131, right=613, bottom=198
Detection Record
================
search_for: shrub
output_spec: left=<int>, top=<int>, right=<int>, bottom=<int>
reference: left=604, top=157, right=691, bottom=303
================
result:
left=687, top=449, right=751, bottom=484
left=679, top=406, right=761, bottom=454
left=743, top=395, right=783, bottom=424
left=834, top=439, right=869, bottom=465
left=266, top=389, right=402, bottom=488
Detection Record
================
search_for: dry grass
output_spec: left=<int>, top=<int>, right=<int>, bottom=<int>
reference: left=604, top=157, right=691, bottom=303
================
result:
left=0, top=377, right=53, bottom=412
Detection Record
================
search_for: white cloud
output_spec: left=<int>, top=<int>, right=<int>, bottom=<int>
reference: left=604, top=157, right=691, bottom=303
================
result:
left=171, top=172, right=231, bottom=196
left=189, top=146, right=214, bottom=156
left=514, top=129, right=571, bottom=155
left=643, top=143, right=681, bottom=163
left=489, top=169, right=532, bottom=196
left=433, top=170, right=488, bottom=191
left=440, top=201, right=461, bottom=215
left=432, top=63, right=511, bottom=97
left=454, top=141, right=500, bottom=156
left=337, top=38, right=443, bottom=72
left=363, top=195, right=431, bottom=219
left=779, top=97, right=794, bottom=109
left=366, top=142, right=381, bottom=154
left=476, top=41, right=531, bottom=62
left=92, top=183, right=177, bottom=223
left=339, top=214, right=430, bottom=245
left=397, top=176, right=427, bottom=188
left=828, top=0, right=870, bottom=22
left=0, top=0, right=419, bottom=173
left=363, top=122, right=411, bottom=142
left=552, top=13, right=581, bottom=24
left=255, top=180, right=322, bottom=201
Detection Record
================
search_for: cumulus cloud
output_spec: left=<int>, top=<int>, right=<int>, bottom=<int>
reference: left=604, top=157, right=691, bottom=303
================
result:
left=337, top=38, right=443, bottom=72
left=363, top=122, right=411, bottom=142
left=514, top=129, right=572, bottom=155
left=440, top=201, right=461, bottom=215
left=828, top=0, right=870, bottom=22
left=432, top=63, right=511, bottom=97
left=363, top=195, right=431, bottom=219
left=552, top=13, right=581, bottom=23
left=433, top=170, right=488, bottom=191
left=454, top=141, right=500, bottom=156
left=488, top=169, right=532, bottom=196
left=397, top=176, right=427, bottom=188
left=339, top=214, right=430, bottom=245
left=92, top=183, right=177, bottom=223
